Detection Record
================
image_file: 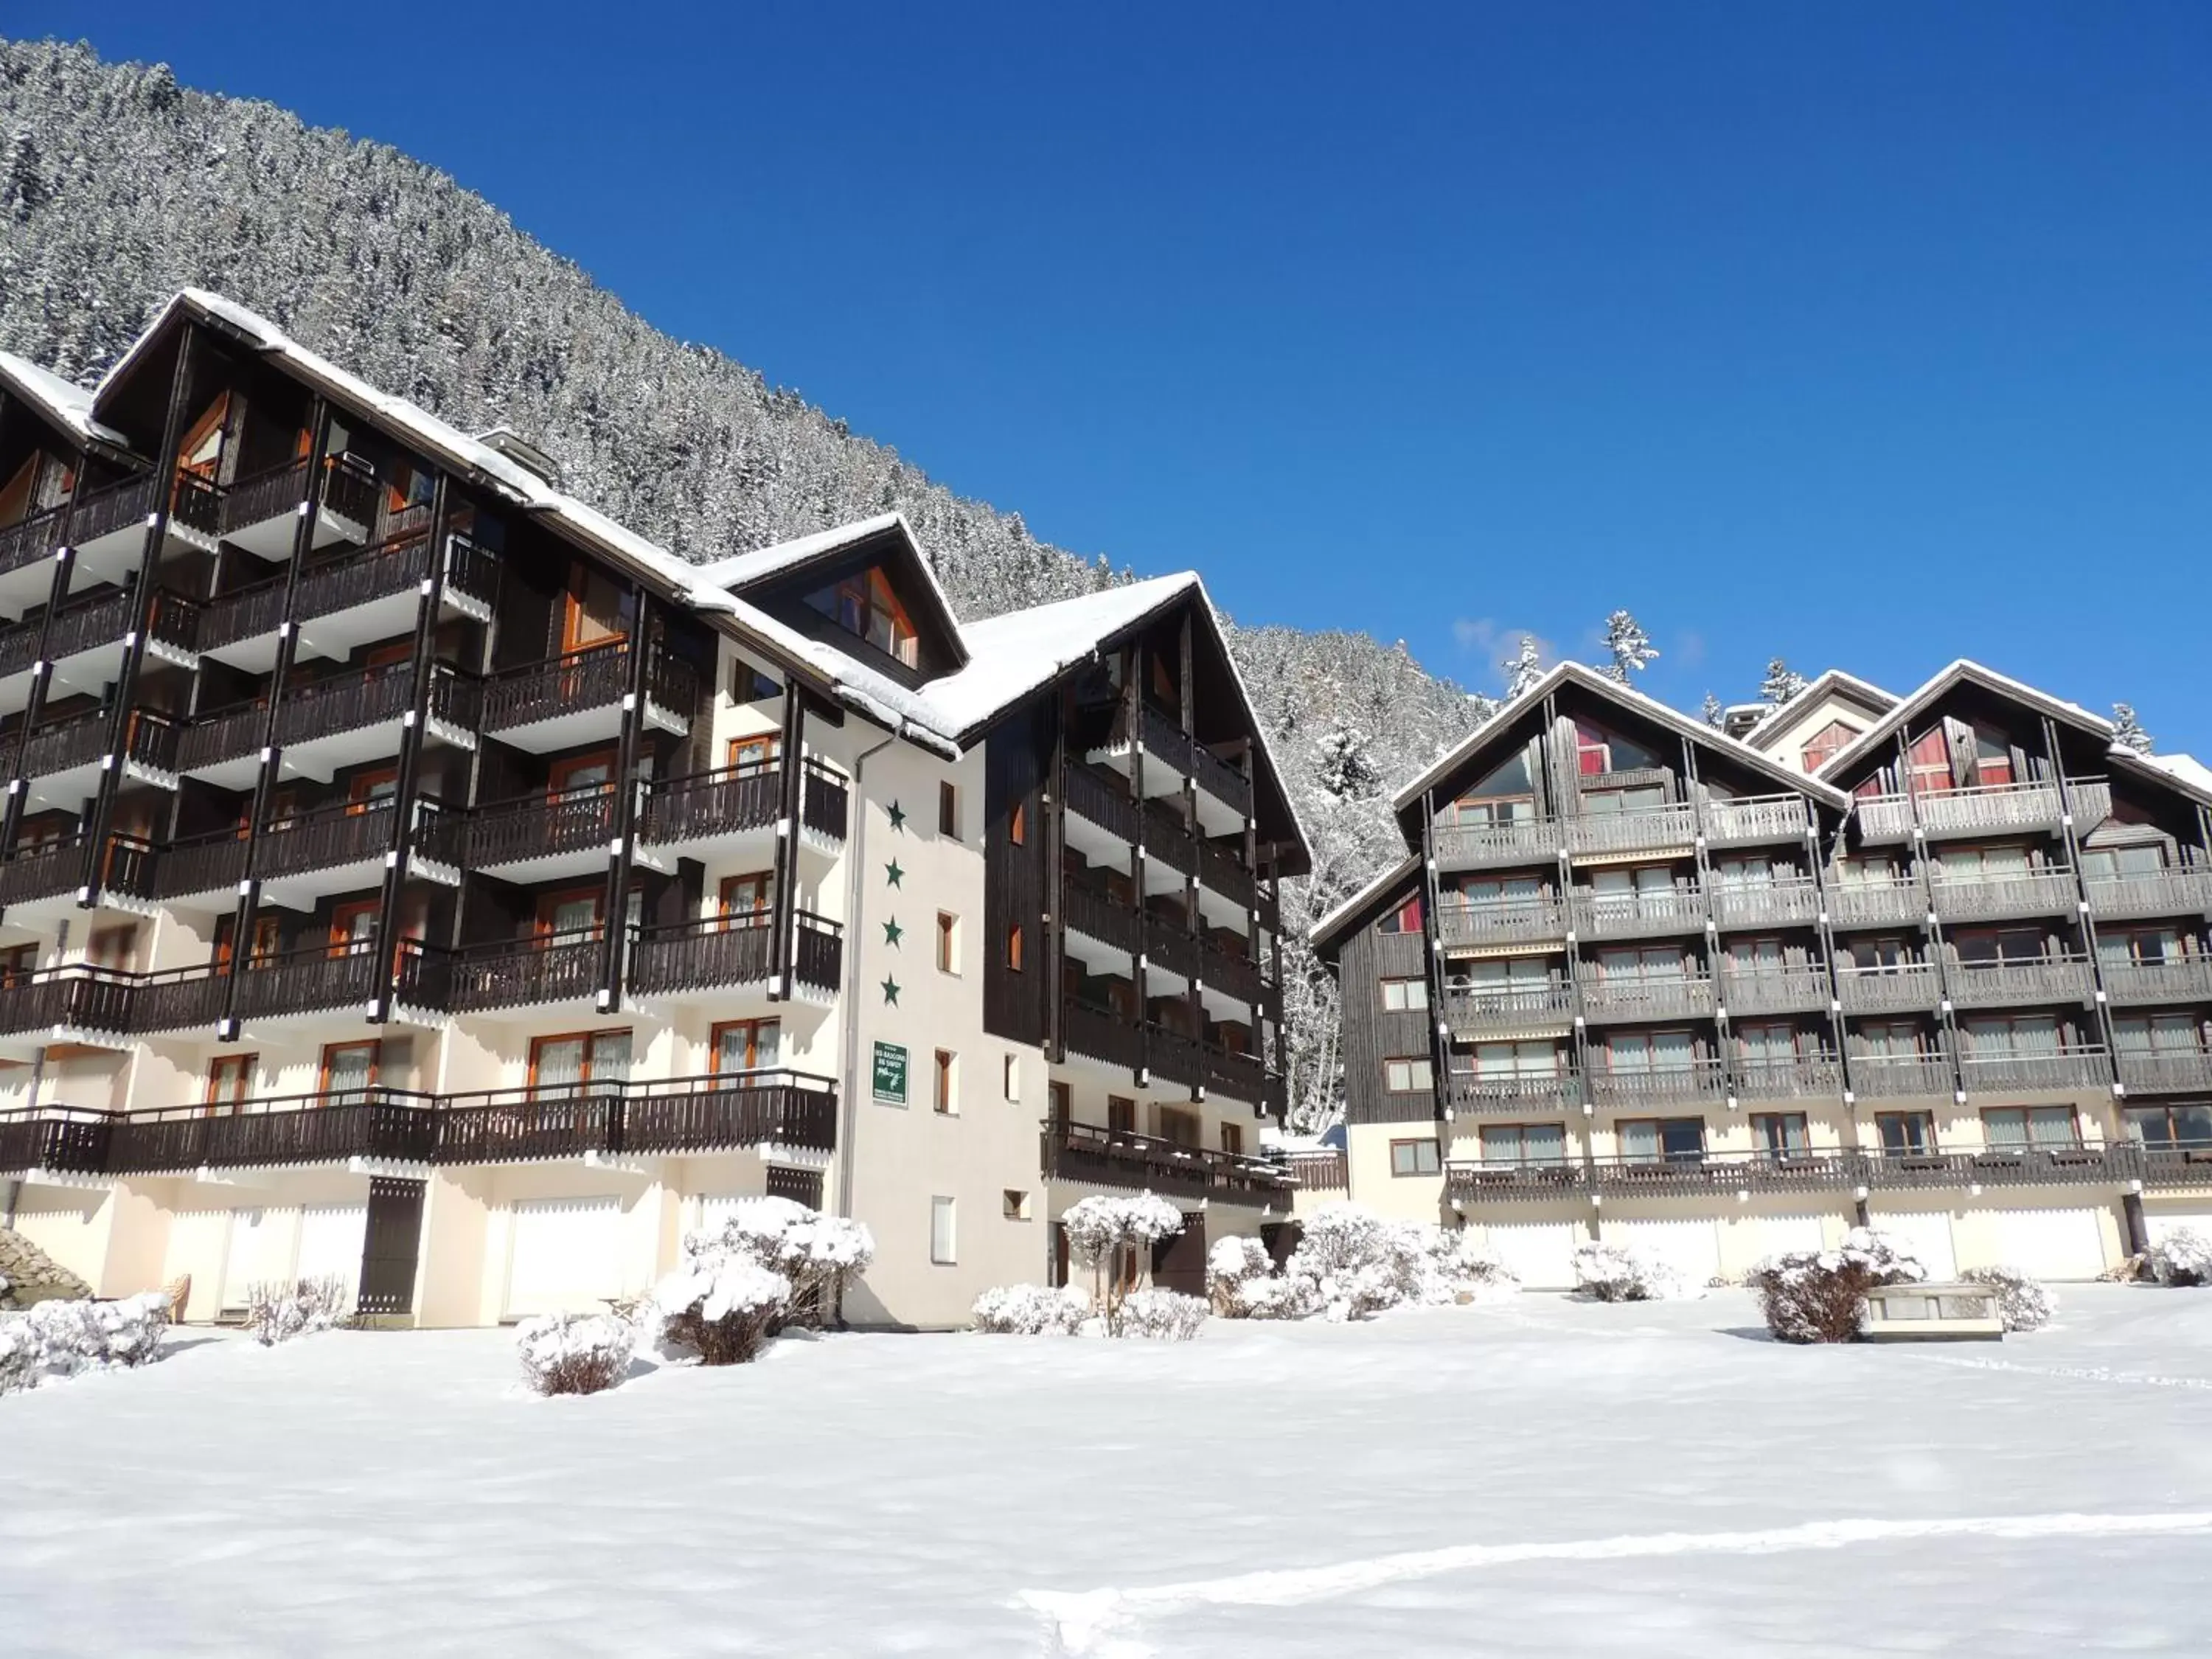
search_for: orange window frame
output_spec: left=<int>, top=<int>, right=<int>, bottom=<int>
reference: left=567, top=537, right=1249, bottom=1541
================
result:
left=347, top=768, right=399, bottom=813
left=528, top=1029, right=631, bottom=1089
left=550, top=750, right=618, bottom=793
left=728, top=733, right=782, bottom=772
left=329, top=898, right=380, bottom=958
left=711, top=1017, right=780, bottom=1074
left=320, top=1040, right=382, bottom=1093
left=205, top=1053, right=257, bottom=1110
left=560, top=563, right=627, bottom=653
left=719, top=872, right=773, bottom=922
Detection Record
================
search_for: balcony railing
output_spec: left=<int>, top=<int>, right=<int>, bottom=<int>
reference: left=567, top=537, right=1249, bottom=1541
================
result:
left=1586, top=1060, right=1728, bottom=1107
left=1063, top=877, right=1143, bottom=959
left=0, top=1105, right=114, bottom=1174
left=1063, top=762, right=1138, bottom=843
left=106, top=1088, right=437, bottom=1175
left=2101, top=956, right=2212, bottom=1006
left=628, top=913, right=772, bottom=996
left=1041, top=1117, right=1293, bottom=1207
left=65, top=473, right=159, bottom=549
left=1433, top=816, right=1561, bottom=871
left=1445, top=1069, right=1581, bottom=1112
left=1865, top=1142, right=2132, bottom=1189
left=252, top=798, right=402, bottom=884
left=1846, top=1052, right=1954, bottom=1098
left=1206, top=1043, right=1271, bottom=1106
left=1732, top=1057, right=1844, bottom=1101
left=2116, top=1048, right=2212, bottom=1095
left=1588, top=1151, right=1860, bottom=1197
left=1942, top=953, right=2096, bottom=1009
left=793, top=911, right=843, bottom=995
left=1139, top=801, right=1197, bottom=879
left=1146, top=1022, right=1206, bottom=1091
left=1286, top=1150, right=1348, bottom=1192
left=1443, top=981, right=1574, bottom=1034
left=639, top=757, right=844, bottom=850
left=1194, top=833, right=1259, bottom=911
left=443, top=928, right=607, bottom=1012
left=1719, top=967, right=1831, bottom=1016
left=1701, top=794, right=1812, bottom=846
left=1203, top=936, right=1267, bottom=1006
left=617, top=1071, right=838, bottom=1155
left=434, top=1085, right=623, bottom=1164
left=1929, top=868, right=2079, bottom=923
left=1189, top=737, right=1254, bottom=818
left=1825, top=875, right=1925, bottom=928
left=465, top=782, right=616, bottom=870
left=0, top=503, right=68, bottom=577
left=1709, top=878, right=1823, bottom=930
left=0, top=964, right=135, bottom=1037
left=481, top=642, right=698, bottom=734
left=1435, top=897, right=1566, bottom=947
left=1444, top=1159, right=1587, bottom=1201
left=2135, top=1144, right=2212, bottom=1189
left=1835, top=962, right=1940, bottom=1013
left=1859, top=779, right=2070, bottom=842
left=2085, top=868, right=2212, bottom=921
left=1957, top=1046, right=2112, bottom=1093
left=229, top=943, right=388, bottom=1023
left=1565, top=803, right=1697, bottom=857
left=1579, top=975, right=1715, bottom=1023
left=19, top=706, right=176, bottom=780
left=215, top=455, right=378, bottom=542
left=1063, top=999, right=1146, bottom=1074
left=1572, top=883, right=1706, bottom=939
left=0, top=835, right=86, bottom=908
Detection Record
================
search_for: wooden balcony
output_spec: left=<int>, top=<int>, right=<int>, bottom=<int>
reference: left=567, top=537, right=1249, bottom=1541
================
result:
left=1857, top=779, right=2072, bottom=844
left=1042, top=1118, right=1293, bottom=1208
left=20, top=706, right=178, bottom=782
left=124, top=964, right=229, bottom=1034
left=213, top=455, right=378, bottom=554
left=2101, top=956, right=2212, bottom=1006
left=1433, top=817, right=1561, bottom=872
left=1565, top=803, right=1697, bottom=858
left=1957, top=1047, right=2112, bottom=1093
left=628, top=914, right=773, bottom=997
left=1719, top=967, right=1832, bottom=1017
left=1572, top=883, right=1706, bottom=940
left=616, top=1071, right=838, bottom=1155
left=463, top=782, right=617, bottom=874
left=1202, top=936, right=1267, bottom=1006
left=640, top=757, right=849, bottom=852
left=1063, top=877, right=1143, bottom=959
left=434, top=1086, right=624, bottom=1164
left=481, top=641, right=697, bottom=749
left=1194, top=834, right=1259, bottom=912
left=181, top=660, right=456, bottom=781
left=0, top=1105, right=114, bottom=1175
left=1579, top=975, right=1715, bottom=1024
left=1091, top=703, right=1254, bottom=818
left=0, top=503, right=68, bottom=579
left=251, top=799, right=403, bottom=889
left=1835, top=963, right=1941, bottom=1014
left=1435, top=897, right=1566, bottom=947
left=152, top=827, right=248, bottom=900
left=1846, top=1053, right=1954, bottom=1098
left=1286, top=1149, right=1348, bottom=1193
left=0, top=966, right=136, bottom=1039
left=1700, top=793, right=1812, bottom=847
left=66, top=473, right=164, bottom=552
left=228, top=944, right=388, bottom=1024
left=1864, top=1142, right=2132, bottom=1190
left=1444, top=1158, right=1587, bottom=1202
left=0, top=833, right=91, bottom=907
left=1709, top=878, right=1823, bottom=931
left=442, top=928, right=607, bottom=1012
left=1825, top=876, right=1926, bottom=928
left=1590, top=1151, right=1859, bottom=1197
left=2115, top=1048, right=2212, bottom=1096
left=2135, top=1144, right=2212, bottom=1189
left=1206, top=1043, right=1271, bottom=1107
left=1943, top=953, right=2096, bottom=1009
left=1732, top=1057, right=1844, bottom=1102
left=2085, top=868, right=2212, bottom=922
left=1063, top=761, right=1138, bottom=844
left=1445, top=1069, right=1580, bottom=1113
left=1443, top=981, right=1574, bottom=1037
left=105, top=1088, right=437, bottom=1175
left=1063, top=998, right=1146, bottom=1074
left=1930, top=868, right=2079, bottom=923
left=1586, top=1060, right=1728, bottom=1108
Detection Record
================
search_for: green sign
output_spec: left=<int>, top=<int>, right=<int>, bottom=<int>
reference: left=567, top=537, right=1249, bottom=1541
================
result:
left=872, top=1041, right=908, bottom=1105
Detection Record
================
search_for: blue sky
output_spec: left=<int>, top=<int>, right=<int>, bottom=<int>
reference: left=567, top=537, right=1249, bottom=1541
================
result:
left=20, top=3, right=2212, bottom=748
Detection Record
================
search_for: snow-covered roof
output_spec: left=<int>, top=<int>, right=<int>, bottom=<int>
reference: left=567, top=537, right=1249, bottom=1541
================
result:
left=0, top=351, right=133, bottom=452
left=925, top=574, right=1192, bottom=740
left=1812, top=660, right=2111, bottom=784
left=1739, top=668, right=1899, bottom=745
left=1391, top=661, right=1850, bottom=813
left=690, top=512, right=905, bottom=592
left=1309, top=853, right=1422, bottom=953
left=2139, top=752, right=2212, bottom=795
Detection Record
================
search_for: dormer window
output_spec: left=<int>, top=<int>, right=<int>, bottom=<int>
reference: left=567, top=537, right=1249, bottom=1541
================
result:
left=808, top=567, right=917, bottom=667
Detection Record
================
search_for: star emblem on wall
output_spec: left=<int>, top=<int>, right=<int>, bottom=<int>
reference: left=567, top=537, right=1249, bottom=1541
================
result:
left=881, top=976, right=901, bottom=1006
left=885, top=858, right=905, bottom=888
left=882, top=917, right=904, bottom=947
left=887, top=800, right=907, bottom=833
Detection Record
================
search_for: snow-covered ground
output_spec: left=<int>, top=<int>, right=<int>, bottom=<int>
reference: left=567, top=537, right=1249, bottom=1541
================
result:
left=7, top=1286, right=2212, bottom=1658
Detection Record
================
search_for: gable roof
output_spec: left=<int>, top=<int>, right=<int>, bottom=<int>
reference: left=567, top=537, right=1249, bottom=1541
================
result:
left=1736, top=668, right=1899, bottom=748
left=1812, top=659, right=2112, bottom=783
left=1309, top=853, right=1423, bottom=956
left=1391, top=660, right=1851, bottom=813
left=0, top=351, right=135, bottom=456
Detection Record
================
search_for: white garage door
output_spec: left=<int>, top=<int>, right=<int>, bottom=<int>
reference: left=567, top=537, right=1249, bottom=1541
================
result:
left=294, top=1205, right=367, bottom=1300
left=1478, top=1221, right=1582, bottom=1289
left=697, top=1192, right=751, bottom=1237
left=1755, top=1214, right=1830, bottom=1261
left=1985, top=1208, right=2108, bottom=1281
left=505, top=1197, right=624, bottom=1318
left=1869, top=1211, right=1958, bottom=1280
left=2149, top=1211, right=2212, bottom=1246
left=220, top=1208, right=297, bottom=1310
left=1604, top=1217, right=1722, bottom=1287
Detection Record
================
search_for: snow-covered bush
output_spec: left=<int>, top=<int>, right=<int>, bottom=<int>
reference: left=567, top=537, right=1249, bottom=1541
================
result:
left=1116, top=1289, right=1208, bottom=1342
left=1442, top=1234, right=1520, bottom=1304
left=0, top=1292, right=169, bottom=1394
left=1206, top=1237, right=1301, bottom=1318
left=1747, top=1227, right=1926, bottom=1343
left=516, top=1311, right=636, bottom=1397
left=1061, top=1193, right=1185, bottom=1332
left=2146, top=1228, right=2212, bottom=1287
left=972, top=1283, right=1089, bottom=1335
left=243, top=1275, right=349, bottom=1346
left=1959, top=1265, right=2056, bottom=1332
left=1285, top=1203, right=1452, bottom=1321
left=653, top=1198, right=875, bottom=1365
left=1573, top=1242, right=1703, bottom=1302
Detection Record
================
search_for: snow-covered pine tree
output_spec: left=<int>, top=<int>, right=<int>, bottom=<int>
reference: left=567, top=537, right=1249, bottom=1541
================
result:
left=1315, top=721, right=1381, bottom=801
left=1597, top=611, right=1658, bottom=684
left=1759, top=657, right=1809, bottom=705
left=2112, top=703, right=2154, bottom=755
left=1700, top=692, right=1725, bottom=727
left=1501, top=635, right=1545, bottom=698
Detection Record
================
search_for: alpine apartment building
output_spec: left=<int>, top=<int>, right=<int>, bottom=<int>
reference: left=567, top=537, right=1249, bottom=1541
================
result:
left=1314, top=659, right=2212, bottom=1287
left=0, top=291, right=1308, bottom=1328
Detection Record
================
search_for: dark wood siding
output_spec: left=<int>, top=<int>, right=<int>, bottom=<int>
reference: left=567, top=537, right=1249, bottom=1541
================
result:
left=1340, top=903, right=1436, bottom=1126
left=982, top=703, right=1051, bottom=1046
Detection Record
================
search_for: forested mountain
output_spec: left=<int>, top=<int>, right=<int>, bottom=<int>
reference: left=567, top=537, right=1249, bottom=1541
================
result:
left=0, top=37, right=1484, bottom=1127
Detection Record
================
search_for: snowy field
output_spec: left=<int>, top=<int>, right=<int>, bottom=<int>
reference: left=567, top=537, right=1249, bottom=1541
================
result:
left=7, top=1287, right=2212, bottom=1658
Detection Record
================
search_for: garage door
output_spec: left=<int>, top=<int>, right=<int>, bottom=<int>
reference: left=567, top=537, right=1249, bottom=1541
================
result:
left=1604, top=1217, right=1722, bottom=1287
left=164, top=1209, right=231, bottom=1319
left=220, top=1207, right=297, bottom=1310
left=1479, top=1220, right=1582, bottom=1289
left=1984, top=1208, right=2108, bottom=1281
left=2148, top=1211, right=2212, bottom=1247
left=504, top=1196, right=624, bottom=1318
left=697, top=1192, right=751, bottom=1237
left=1756, top=1214, right=1830, bottom=1260
left=1869, top=1211, right=1957, bottom=1280
left=295, top=1205, right=368, bottom=1301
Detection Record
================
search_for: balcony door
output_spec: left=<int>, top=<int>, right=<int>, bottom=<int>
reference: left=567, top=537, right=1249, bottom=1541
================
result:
left=728, top=734, right=782, bottom=773
left=1608, top=1029, right=1696, bottom=1076
left=321, top=1040, right=380, bottom=1102
left=550, top=751, right=616, bottom=796
left=330, top=899, right=380, bottom=958
left=205, top=1053, right=257, bottom=1117
left=529, top=1029, right=631, bottom=1097
left=712, top=1018, right=780, bottom=1075
left=347, top=768, right=399, bottom=816
left=1621, top=1117, right=1704, bottom=1166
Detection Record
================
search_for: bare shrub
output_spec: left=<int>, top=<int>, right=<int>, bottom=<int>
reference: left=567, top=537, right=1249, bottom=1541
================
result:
left=243, top=1275, right=349, bottom=1346
left=516, top=1311, right=636, bottom=1397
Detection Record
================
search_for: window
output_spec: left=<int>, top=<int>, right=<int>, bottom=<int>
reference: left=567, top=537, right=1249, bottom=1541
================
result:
left=808, top=567, right=919, bottom=667
left=329, top=900, right=380, bottom=958
left=178, top=392, right=230, bottom=480
left=1574, top=720, right=1612, bottom=776
left=1389, top=1138, right=1441, bottom=1176
left=1728, top=937, right=1790, bottom=974
left=538, top=887, right=605, bottom=939
left=1950, top=926, right=2048, bottom=965
left=1961, top=1013, right=2062, bottom=1057
left=1456, top=874, right=1543, bottom=918
left=0, top=943, right=35, bottom=987
left=1220, top=1122, right=1245, bottom=1156
left=2112, top=1013, right=2207, bottom=1055
left=347, top=767, right=401, bottom=812
left=560, top=562, right=626, bottom=653
left=1049, top=1079, right=1072, bottom=1125
left=206, top=1054, right=257, bottom=1113
left=1479, top=1121, right=1566, bottom=1166
left=321, top=1041, right=380, bottom=1096
left=1582, top=783, right=1666, bottom=815
left=1620, top=1117, right=1705, bottom=1165
left=2100, top=927, right=2185, bottom=967
left=1606, top=1030, right=1697, bottom=1074
left=1158, top=1107, right=1201, bottom=1147
left=1971, top=728, right=2014, bottom=787
left=720, top=872, right=773, bottom=923
left=1472, top=1040, right=1558, bottom=1079
left=530, top=1029, right=632, bottom=1092
left=2083, top=844, right=2168, bottom=882
left=1107, top=1096, right=1136, bottom=1133
left=1590, top=866, right=1676, bottom=907
left=939, top=781, right=959, bottom=839
left=548, top=751, right=616, bottom=796
left=1738, top=1023, right=1809, bottom=1065
left=1380, top=975, right=1429, bottom=1012
left=1845, top=936, right=1915, bottom=972
left=1876, top=1110, right=1938, bottom=1155
left=1905, top=728, right=1952, bottom=797
left=1750, top=1113, right=1809, bottom=1158
left=217, top=914, right=282, bottom=970
left=1003, top=1190, right=1032, bottom=1221
left=1982, top=1106, right=2080, bottom=1149
left=1935, top=844, right=2034, bottom=886
left=1596, top=945, right=1686, bottom=983
left=1004, top=1054, right=1020, bottom=1102
left=731, top=655, right=780, bottom=704
left=1385, top=1056, right=1436, bottom=1093
left=728, top=732, right=782, bottom=772
left=712, top=1018, right=781, bottom=1073
left=2126, top=1103, right=2212, bottom=1149
left=933, top=1048, right=957, bottom=1115
left=936, top=912, right=959, bottom=974
left=1378, top=894, right=1425, bottom=934
left=1857, top=1020, right=1929, bottom=1058
left=1800, top=720, right=1860, bottom=774
left=1443, top=755, right=1535, bottom=825
left=930, top=1196, right=957, bottom=1265
left=1009, top=800, right=1027, bottom=846
left=1005, top=923, right=1025, bottom=973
